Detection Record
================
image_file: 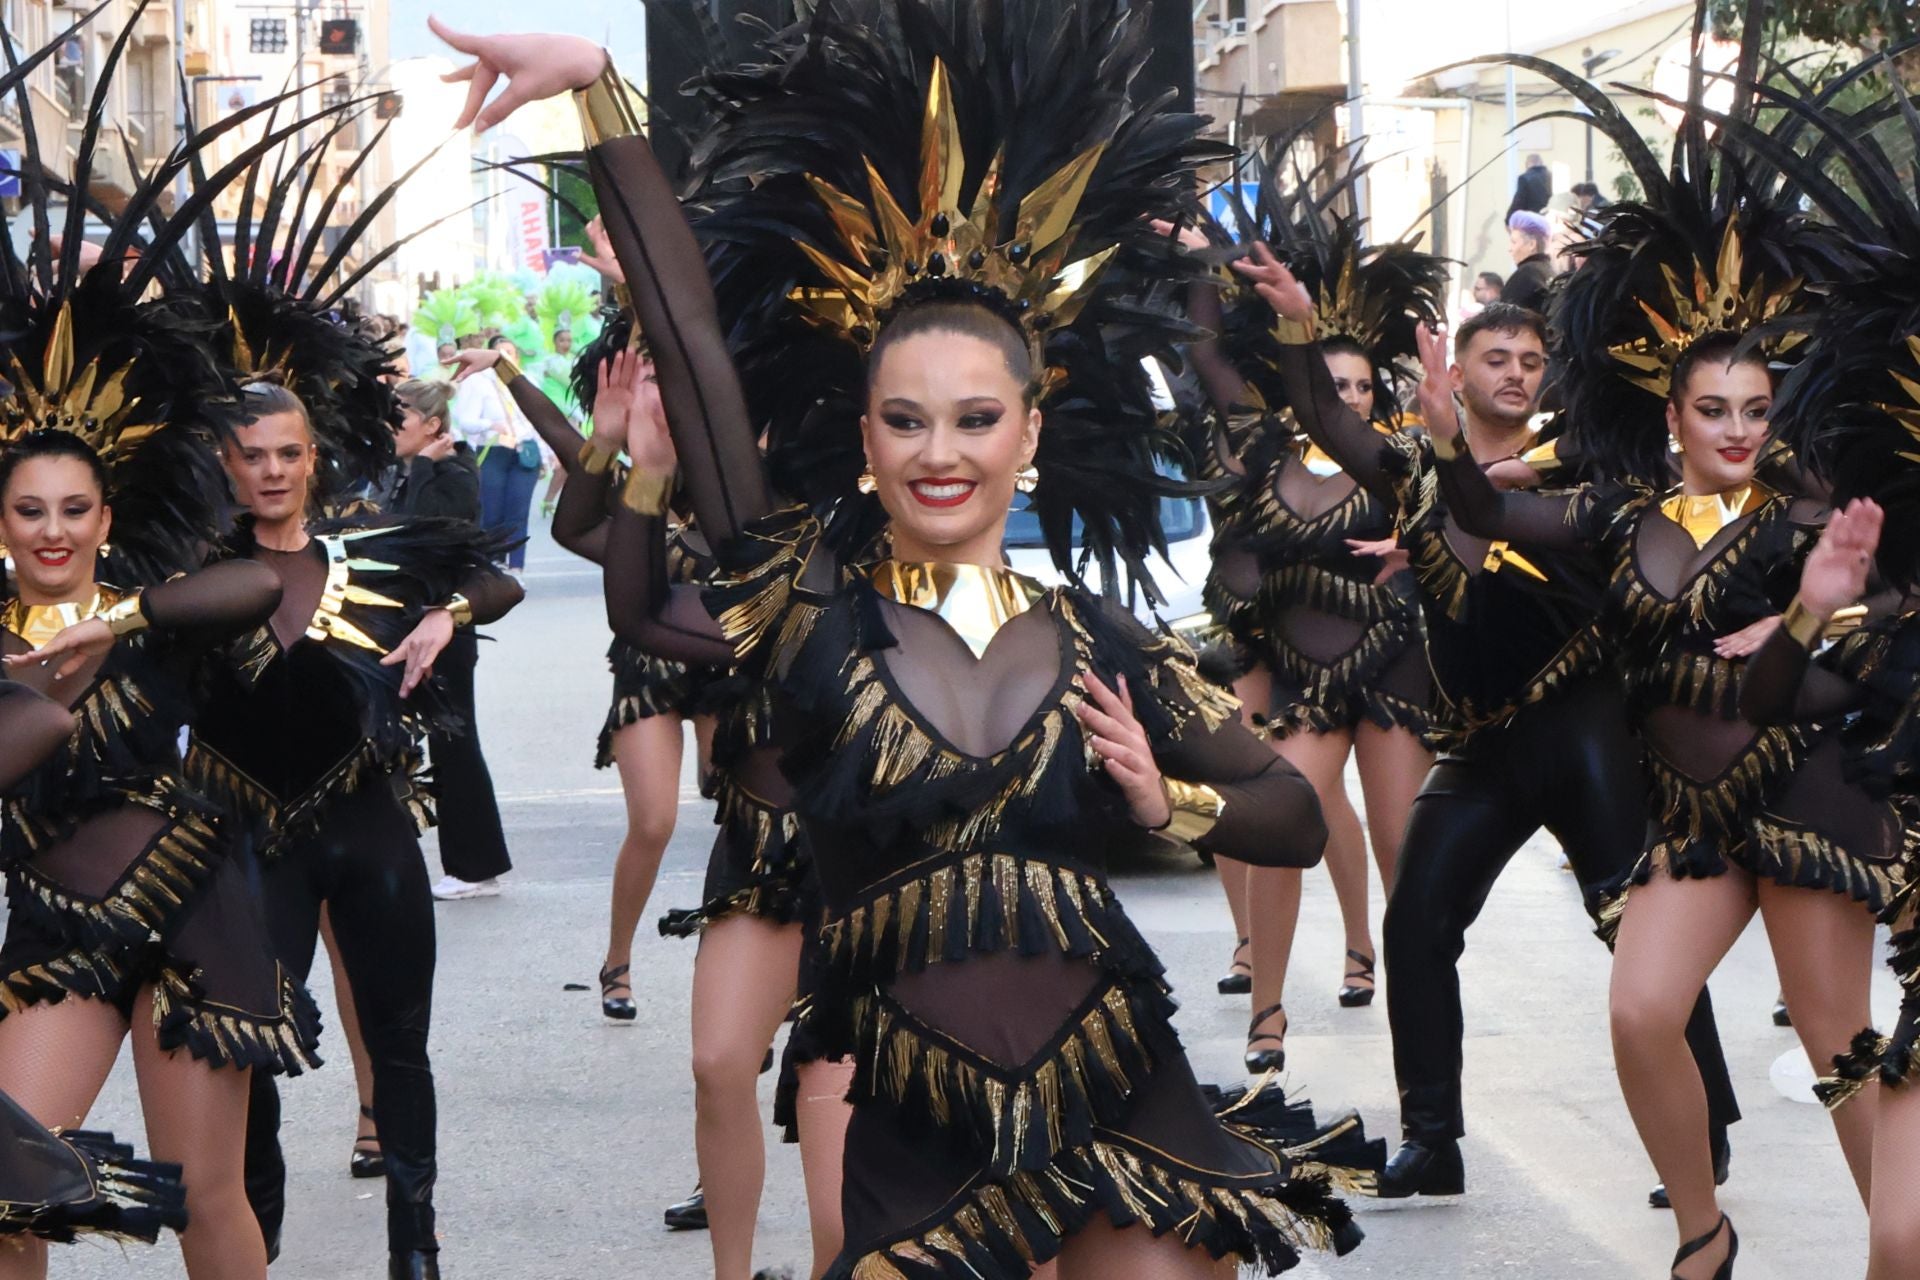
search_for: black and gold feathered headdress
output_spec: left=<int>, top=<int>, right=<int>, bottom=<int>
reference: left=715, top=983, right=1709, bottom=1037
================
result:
left=1214, top=129, right=1448, bottom=424
left=0, top=1, right=249, bottom=584
left=1448, top=1, right=1857, bottom=483
left=690, top=0, right=1227, bottom=594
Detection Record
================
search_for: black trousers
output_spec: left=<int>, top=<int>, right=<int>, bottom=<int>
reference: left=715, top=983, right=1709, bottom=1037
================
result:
left=1384, top=676, right=1740, bottom=1144
left=244, top=783, right=438, bottom=1256
left=430, top=630, right=512, bottom=882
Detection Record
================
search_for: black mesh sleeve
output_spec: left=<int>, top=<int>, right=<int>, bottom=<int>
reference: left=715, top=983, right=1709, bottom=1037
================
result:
left=586, top=134, right=772, bottom=550
left=1433, top=448, right=1595, bottom=549
left=602, top=505, right=735, bottom=666
left=1273, top=340, right=1399, bottom=503
left=0, top=681, right=75, bottom=790
left=1152, top=708, right=1328, bottom=868
left=141, top=559, right=283, bottom=638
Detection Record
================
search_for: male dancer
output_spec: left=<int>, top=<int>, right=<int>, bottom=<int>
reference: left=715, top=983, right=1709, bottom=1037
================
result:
left=1229, top=259, right=1738, bottom=1202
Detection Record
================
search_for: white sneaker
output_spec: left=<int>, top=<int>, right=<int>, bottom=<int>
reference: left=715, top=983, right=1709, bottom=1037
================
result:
left=431, top=875, right=502, bottom=901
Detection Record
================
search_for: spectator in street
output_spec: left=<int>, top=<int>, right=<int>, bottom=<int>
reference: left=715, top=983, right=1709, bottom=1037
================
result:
left=1570, top=180, right=1608, bottom=214
left=1507, top=152, right=1552, bottom=218
left=453, top=335, right=551, bottom=574
left=1472, top=271, right=1503, bottom=305
left=1501, top=210, right=1556, bottom=313
left=388, top=378, right=514, bottom=901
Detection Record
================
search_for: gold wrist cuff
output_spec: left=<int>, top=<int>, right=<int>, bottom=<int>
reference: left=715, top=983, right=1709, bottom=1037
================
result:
left=1270, top=314, right=1317, bottom=345
left=1159, top=778, right=1226, bottom=844
left=493, top=351, right=524, bottom=386
left=620, top=466, right=674, bottom=517
left=611, top=283, right=633, bottom=312
left=1825, top=604, right=1869, bottom=638
left=1431, top=428, right=1464, bottom=462
left=443, top=593, right=474, bottom=628
left=579, top=437, right=621, bottom=475
left=1782, top=597, right=1826, bottom=651
left=575, top=55, right=644, bottom=147
left=100, top=592, right=148, bottom=637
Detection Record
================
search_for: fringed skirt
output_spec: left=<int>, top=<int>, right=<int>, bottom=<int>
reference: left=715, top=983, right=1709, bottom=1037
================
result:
left=0, top=1087, right=186, bottom=1244
left=657, top=777, right=809, bottom=938
left=0, top=798, right=320, bottom=1076
left=594, top=640, right=720, bottom=769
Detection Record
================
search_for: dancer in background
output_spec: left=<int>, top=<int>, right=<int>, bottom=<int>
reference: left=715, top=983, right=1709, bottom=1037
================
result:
left=1164, top=142, right=1442, bottom=1073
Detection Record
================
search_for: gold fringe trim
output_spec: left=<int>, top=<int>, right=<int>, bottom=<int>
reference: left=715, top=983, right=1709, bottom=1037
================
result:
left=0, top=946, right=127, bottom=1015
left=1429, top=624, right=1606, bottom=750
left=186, top=738, right=431, bottom=856
left=855, top=983, right=1151, bottom=1167
left=821, top=851, right=1113, bottom=974
left=149, top=964, right=320, bottom=1073
left=1258, top=561, right=1406, bottom=624
left=13, top=809, right=221, bottom=945
left=1644, top=725, right=1806, bottom=846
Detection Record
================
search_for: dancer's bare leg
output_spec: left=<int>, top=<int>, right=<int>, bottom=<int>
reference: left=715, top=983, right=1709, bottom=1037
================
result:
left=1610, top=871, right=1755, bottom=1279
left=0, top=998, right=128, bottom=1278
left=604, top=714, right=686, bottom=988
left=321, top=910, right=378, bottom=1156
left=131, top=988, right=266, bottom=1280
left=691, top=915, right=804, bottom=1280
left=1757, top=879, right=1878, bottom=1201
left=1275, top=726, right=1365, bottom=1001
left=1057, top=1216, right=1235, bottom=1279
left=1867, top=1076, right=1920, bottom=1279
left=1352, top=720, right=1430, bottom=894
left=793, top=1057, right=853, bottom=1279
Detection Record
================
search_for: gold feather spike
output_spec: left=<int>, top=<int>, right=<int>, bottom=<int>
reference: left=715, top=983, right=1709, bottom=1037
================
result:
left=43, top=301, right=75, bottom=396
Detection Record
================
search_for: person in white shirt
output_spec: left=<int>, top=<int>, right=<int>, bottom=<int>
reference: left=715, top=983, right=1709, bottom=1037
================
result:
left=455, top=336, right=552, bottom=572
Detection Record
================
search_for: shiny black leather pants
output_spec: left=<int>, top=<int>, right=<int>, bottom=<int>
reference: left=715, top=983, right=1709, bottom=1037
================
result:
left=1383, top=676, right=1740, bottom=1143
left=244, top=783, right=438, bottom=1255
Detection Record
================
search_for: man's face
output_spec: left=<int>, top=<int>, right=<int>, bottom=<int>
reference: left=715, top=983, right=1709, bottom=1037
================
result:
left=1452, top=325, right=1546, bottom=431
left=1472, top=277, right=1500, bottom=305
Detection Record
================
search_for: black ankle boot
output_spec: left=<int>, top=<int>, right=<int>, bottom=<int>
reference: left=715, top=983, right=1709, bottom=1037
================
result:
left=1649, top=1125, right=1731, bottom=1210
left=388, top=1249, right=440, bottom=1280
left=1375, top=1138, right=1465, bottom=1198
left=664, top=1184, right=707, bottom=1230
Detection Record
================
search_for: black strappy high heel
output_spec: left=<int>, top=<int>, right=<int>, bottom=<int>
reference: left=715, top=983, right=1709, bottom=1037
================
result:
left=1671, top=1214, right=1736, bottom=1279
left=1217, top=937, right=1252, bottom=995
left=350, top=1104, right=384, bottom=1179
left=1338, top=949, right=1376, bottom=1007
left=1245, top=1002, right=1287, bottom=1074
left=599, top=963, right=637, bottom=1022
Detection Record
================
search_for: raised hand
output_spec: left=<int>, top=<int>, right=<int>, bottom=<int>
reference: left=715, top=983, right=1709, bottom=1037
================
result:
left=429, top=17, right=608, bottom=133
left=448, top=347, right=502, bottom=383
left=1148, top=217, right=1210, bottom=253
left=1413, top=323, right=1463, bottom=447
left=1074, top=672, right=1171, bottom=829
left=1796, top=498, right=1883, bottom=620
left=1229, top=242, right=1313, bottom=324
left=580, top=217, right=626, bottom=285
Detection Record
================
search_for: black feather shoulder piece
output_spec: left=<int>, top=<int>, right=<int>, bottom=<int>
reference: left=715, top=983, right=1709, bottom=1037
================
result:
left=687, top=0, right=1228, bottom=594
left=1215, top=131, right=1448, bottom=424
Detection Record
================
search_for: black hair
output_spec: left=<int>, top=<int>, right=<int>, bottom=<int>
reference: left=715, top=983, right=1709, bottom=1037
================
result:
left=1571, top=182, right=1599, bottom=198
left=487, top=334, right=516, bottom=352
left=1475, top=270, right=1504, bottom=288
left=1456, top=303, right=1547, bottom=356
left=0, top=429, right=109, bottom=501
left=1670, top=331, right=1770, bottom=404
left=865, top=300, right=1037, bottom=406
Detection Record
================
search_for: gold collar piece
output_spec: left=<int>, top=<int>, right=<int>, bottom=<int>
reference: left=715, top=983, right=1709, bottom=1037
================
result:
left=869, top=558, right=1045, bottom=660
left=1660, top=482, right=1772, bottom=550
left=1, top=586, right=126, bottom=650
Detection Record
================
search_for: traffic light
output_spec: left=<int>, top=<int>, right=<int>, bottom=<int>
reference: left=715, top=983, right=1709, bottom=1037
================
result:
left=319, top=19, right=359, bottom=56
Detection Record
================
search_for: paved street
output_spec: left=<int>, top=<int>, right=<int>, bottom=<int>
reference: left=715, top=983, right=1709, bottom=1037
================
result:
left=42, top=526, right=1897, bottom=1279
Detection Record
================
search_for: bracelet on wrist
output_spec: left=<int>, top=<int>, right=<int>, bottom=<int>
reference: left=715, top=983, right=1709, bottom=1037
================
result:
left=1155, top=778, right=1226, bottom=844
left=1270, top=314, right=1317, bottom=345
left=493, top=351, right=524, bottom=386
left=620, top=466, right=674, bottom=517
left=575, top=54, right=644, bottom=147
left=579, top=437, right=622, bottom=475
left=1430, top=428, right=1464, bottom=462
left=442, top=593, right=474, bottom=628
left=1781, top=597, right=1826, bottom=651
left=100, top=591, right=149, bottom=637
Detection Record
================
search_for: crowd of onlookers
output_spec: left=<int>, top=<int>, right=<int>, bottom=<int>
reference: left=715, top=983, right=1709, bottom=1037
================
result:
left=1459, top=153, right=1611, bottom=323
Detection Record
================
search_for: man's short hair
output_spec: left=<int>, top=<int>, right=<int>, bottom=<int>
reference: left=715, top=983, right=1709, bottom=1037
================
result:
left=1455, top=303, right=1547, bottom=357
left=1475, top=270, right=1505, bottom=289
left=1507, top=210, right=1551, bottom=242
left=1571, top=182, right=1599, bottom=198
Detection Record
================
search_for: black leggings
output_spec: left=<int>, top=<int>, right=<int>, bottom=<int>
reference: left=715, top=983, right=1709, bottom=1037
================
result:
left=243, top=784, right=438, bottom=1255
left=430, top=630, right=512, bottom=882
left=1383, top=677, right=1739, bottom=1144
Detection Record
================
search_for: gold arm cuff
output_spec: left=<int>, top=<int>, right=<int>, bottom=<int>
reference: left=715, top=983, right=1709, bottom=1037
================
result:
left=493, top=351, right=524, bottom=386
left=1430, top=428, right=1464, bottom=462
left=575, top=56, right=644, bottom=147
left=1270, top=314, right=1317, bottom=345
left=620, top=466, right=674, bottom=517
left=100, top=592, right=148, bottom=637
left=1159, top=778, right=1226, bottom=844
left=611, top=283, right=633, bottom=312
left=1782, top=598, right=1827, bottom=651
left=579, top=437, right=621, bottom=475
left=1825, top=604, right=1869, bottom=639
left=442, top=593, right=474, bottom=628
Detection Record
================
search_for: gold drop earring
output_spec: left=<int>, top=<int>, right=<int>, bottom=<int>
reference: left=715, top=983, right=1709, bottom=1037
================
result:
left=856, top=463, right=878, bottom=494
left=1014, top=464, right=1039, bottom=494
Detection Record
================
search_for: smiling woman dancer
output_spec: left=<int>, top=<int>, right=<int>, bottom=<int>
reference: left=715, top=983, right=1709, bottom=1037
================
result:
left=427, top=4, right=1376, bottom=1276
left=1407, top=182, right=1890, bottom=1277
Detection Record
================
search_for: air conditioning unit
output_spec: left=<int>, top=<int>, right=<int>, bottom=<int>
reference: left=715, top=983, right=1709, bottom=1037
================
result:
left=1225, top=16, right=1248, bottom=36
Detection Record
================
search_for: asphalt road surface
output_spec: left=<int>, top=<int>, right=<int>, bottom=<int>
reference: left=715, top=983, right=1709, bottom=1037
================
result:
left=37, top=525, right=1896, bottom=1279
